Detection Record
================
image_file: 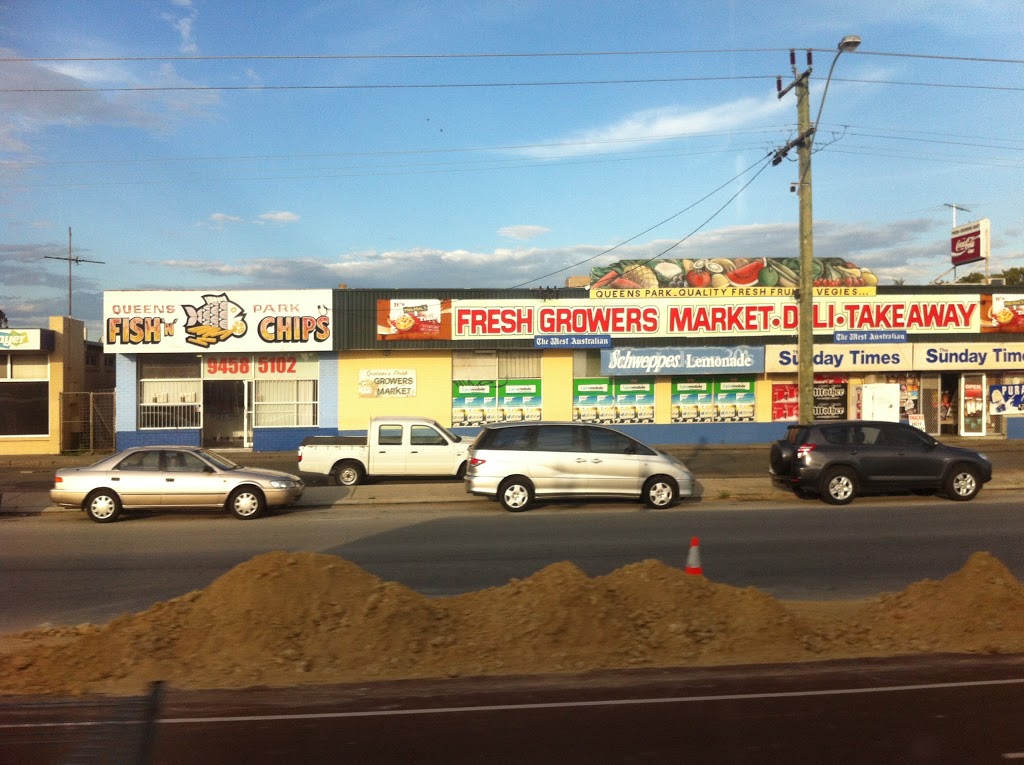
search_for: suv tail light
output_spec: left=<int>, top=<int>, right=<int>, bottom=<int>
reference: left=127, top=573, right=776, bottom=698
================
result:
left=469, top=457, right=486, bottom=467
left=796, top=443, right=817, bottom=459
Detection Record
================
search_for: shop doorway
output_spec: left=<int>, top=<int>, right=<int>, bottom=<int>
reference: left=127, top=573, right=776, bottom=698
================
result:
left=202, top=380, right=253, bottom=448
left=961, top=373, right=987, bottom=436
left=939, top=374, right=958, bottom=436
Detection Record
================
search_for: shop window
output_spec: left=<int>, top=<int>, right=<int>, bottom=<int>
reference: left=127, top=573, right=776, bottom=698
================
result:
left=497, top=351, right=540, bottom=378
left=11, top=354, right=48, bottom=379
left=139, top=379, right=202, bottom=429
left=138, top=354, right=202, bottom=379
left=452, top=350, right=540, bottom=379
left=0, top=381, right=49, bottom=436
left=0, top=353, right=48, bottom=436
left=572, top=351, right=602, bottom=377
left=254, top=379, right=318, bottom=427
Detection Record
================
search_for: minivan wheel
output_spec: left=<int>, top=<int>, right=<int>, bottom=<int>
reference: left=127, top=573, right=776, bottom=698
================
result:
left=820, top=467, right=856, bottom=505
left=944, top=464, right=980, bottom=501
left=498, top=477, right=534, bottom=512
left=643, top=476, right=678, bottom=508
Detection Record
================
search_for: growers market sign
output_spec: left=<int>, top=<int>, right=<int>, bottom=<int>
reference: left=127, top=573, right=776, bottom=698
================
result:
left=449, top=295, right=979, bottom=339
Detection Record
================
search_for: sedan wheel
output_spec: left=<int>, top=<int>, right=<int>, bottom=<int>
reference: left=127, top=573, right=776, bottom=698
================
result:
left=643, top=476, right=678, bottom=508
left=945, top=465, right=980, bottom=501
left=85, top=490, right=122, bottom=523
left=499, top=477, right=534, bottom=512
left=228, top=487, right=266, bottom=519
left=820, top=468, right=856, bottom=506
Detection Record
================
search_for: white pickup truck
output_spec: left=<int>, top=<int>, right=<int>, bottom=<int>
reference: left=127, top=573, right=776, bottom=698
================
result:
left=297, top=416, right=471, bottom=486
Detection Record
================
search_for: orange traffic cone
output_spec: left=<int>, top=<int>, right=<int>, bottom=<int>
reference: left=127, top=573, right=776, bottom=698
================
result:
left=685, top=536, right=703, bottom=576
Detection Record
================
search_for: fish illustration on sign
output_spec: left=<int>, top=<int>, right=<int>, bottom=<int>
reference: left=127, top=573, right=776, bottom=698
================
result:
left=182, top=293, right=247, bottom=348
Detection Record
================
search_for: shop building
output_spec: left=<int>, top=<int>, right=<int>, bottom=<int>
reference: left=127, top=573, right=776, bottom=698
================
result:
left=104, top=283, right=1024, bottom=451
left=0, top=316, right=114, bottom=455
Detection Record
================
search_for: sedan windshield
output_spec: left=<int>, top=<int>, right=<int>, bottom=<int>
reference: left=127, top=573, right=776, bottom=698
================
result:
left=200, top=450, right=241, bottom=471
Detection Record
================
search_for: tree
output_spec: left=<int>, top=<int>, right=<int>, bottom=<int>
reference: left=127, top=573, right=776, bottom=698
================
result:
left=0, top=308, right=7, bottom=328
left=957, top=272, right=986, bottom=284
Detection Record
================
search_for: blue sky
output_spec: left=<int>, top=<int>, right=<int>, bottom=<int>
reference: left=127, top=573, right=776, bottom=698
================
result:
left=2, top=0, right=1023, bottom=338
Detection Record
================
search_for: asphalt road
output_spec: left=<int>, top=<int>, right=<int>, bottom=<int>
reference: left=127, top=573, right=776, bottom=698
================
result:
left=2, top=497, right=1023, bottom=632
left=3, top=656, right=1024, bottom=764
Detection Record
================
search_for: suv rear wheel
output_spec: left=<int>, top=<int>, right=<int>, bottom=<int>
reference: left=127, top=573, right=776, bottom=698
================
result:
left=499, top=476, right=534, bottom=512
left=820, top=466, right=857, bottom=505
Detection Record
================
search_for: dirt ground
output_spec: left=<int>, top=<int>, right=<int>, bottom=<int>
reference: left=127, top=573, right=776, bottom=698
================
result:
left=2, top=550, right=1023, bottom=696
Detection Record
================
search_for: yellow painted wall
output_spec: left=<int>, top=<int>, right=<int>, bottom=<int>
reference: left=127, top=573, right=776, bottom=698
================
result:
left=541, top=351, right=574, bottom=420
left=0, top=317, right=84, bottom=455
left=337, top=350, right=456, bottom=430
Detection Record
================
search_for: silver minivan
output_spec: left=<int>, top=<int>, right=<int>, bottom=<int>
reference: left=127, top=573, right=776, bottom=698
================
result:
left=465, top=422, right=694, bottom=512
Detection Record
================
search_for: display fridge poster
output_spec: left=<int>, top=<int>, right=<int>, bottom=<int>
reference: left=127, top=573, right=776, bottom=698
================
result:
left=715, top=378, right=755, bottom=422
left=772, top=383, right=799, bottom=421
left=672, top=378, right=713, bottom=423
left=573, top=378, right=614, bottom=423
left=613, top=378, right=654, bottom=423
left=451, top=380, right=496, bottom=426
left=497, top=379, right=542, bottom=422
left=813, top=378, right=848, bottom=421
left=885, top=373, right=920, bottom=419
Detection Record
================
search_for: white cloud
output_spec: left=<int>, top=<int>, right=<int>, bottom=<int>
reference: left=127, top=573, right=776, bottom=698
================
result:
left=162, top=0, right=198, bottom=54
left=498, top=225, right=550, bottom=241
left=516, top=98, right=789, bottom=160
left=198, top=212, right=243, bottom=230
left=257, top=211, right=301, bottom=224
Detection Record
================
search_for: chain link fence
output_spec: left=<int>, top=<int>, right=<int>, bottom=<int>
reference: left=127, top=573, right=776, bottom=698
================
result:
left=60, top=391, right=116, bottom=453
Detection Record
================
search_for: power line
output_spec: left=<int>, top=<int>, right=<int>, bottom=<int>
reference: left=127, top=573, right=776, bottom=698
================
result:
left=5, top=74, right=1021, bottom=95
left=511, top=153, right=774, bottom=287
left=3, top=48, right=1022, bottom=65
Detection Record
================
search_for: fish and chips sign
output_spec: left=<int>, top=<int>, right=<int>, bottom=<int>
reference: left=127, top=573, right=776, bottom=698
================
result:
left=104, top=290, right=333, bottom=353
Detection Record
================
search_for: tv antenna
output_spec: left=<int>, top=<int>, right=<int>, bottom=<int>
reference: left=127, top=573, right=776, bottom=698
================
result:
left=42, top=227, right=104, bottom=317
left=943, top=203, right=972, bottom=228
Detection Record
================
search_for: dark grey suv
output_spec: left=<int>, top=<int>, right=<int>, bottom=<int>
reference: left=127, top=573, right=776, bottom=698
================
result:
left=769, top=420, right=992, bottom=505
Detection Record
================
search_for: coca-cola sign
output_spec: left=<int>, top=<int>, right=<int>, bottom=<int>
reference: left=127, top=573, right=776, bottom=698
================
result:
left=951, top=218, right=990, bottom=267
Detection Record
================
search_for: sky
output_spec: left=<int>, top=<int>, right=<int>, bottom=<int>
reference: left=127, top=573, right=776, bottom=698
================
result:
left=2, top=0, right=1023, bottom=339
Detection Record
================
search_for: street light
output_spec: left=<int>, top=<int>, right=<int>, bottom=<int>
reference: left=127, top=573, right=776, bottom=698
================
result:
left=774, top=35, right=861, bottom=425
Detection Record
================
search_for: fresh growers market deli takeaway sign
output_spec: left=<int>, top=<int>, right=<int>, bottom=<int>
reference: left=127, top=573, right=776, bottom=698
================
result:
left=446, top=296, right=979, bottom=340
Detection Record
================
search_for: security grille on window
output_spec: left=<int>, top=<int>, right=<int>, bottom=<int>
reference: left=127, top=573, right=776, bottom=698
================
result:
left=254, top=379, right=318, bottom=427
left=138, top=355, right=202, bottom=429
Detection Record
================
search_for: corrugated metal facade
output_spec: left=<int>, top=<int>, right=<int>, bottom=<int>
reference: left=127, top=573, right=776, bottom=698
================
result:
left=333, top=288, right=591, bottom=351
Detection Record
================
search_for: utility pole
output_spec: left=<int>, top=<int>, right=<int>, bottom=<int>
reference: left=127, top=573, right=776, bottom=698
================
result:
left=774, top=36, right=861, bottom=425
left=42, top=227, right=104, bottom=317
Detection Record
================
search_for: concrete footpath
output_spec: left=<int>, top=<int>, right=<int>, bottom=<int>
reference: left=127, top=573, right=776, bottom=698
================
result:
left=1, top=438, right=1022, bottom=515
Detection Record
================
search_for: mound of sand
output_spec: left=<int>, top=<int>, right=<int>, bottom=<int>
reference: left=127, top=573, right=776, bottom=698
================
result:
left=2, top=551, right=1023, bottom=696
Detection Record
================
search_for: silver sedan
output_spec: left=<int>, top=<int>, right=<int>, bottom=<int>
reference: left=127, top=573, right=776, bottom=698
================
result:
left=50, top=446, right=304, bottom=522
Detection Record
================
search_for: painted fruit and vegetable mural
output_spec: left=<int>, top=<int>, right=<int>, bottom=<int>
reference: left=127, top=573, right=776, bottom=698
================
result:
left=590, top=258, right=879, bottom=290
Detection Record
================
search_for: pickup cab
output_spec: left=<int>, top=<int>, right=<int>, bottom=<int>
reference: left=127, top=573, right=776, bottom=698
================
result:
left=297, top=416, right=470, bottom=486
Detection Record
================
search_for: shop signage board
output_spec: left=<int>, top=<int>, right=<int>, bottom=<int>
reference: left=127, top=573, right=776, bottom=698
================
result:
left=600, top=346, right=764, bottom=376
left=950, top=218, right=990, bottom=267
left=203, top=353, right=319, bottom=380
left=104, top=290, right=333, bottom=353
left=913, top=343, right=1024, bottom=370
left=765, top=344, right=912, bottom=372
left=442, top=295, right=979, bottom=341
left=832, top=330, right=907, bottom=344
left=534, top=335, right=612, bottom=348
left=358, top=369, right=417, bottom=398
left=0, top=328, right=52, bottom=352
